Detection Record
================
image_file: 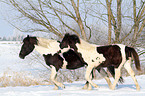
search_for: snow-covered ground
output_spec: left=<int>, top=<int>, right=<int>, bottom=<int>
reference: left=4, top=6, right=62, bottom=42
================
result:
left=0, top=41, right=51, bottom=87
left=0, top=41, right=145, bottom=96
left=0, top=75, right=145, bottom=96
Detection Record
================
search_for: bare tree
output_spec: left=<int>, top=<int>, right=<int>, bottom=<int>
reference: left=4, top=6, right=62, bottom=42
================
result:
left=1, top=0, right=144, bottom=44
left=116, top=0, right=122, bottom=43
left=106, top=0, right=112, bottom=44
left=132, top=0, right=145, bottom=46
left=2, top=0, right=90, bottom=40
left=104, top=0, right=145, bottom=45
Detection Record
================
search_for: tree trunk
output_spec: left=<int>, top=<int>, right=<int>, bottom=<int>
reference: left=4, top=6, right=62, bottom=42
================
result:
left=71, top=0, right=87, bottom=41
left=116, top=0, right=122, bottom=43
left=106, top=0, right=112, bottom=44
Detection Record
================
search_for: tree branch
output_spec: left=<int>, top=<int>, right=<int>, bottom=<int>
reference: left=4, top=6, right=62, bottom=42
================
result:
left=71, top=0, right=87, bottom=40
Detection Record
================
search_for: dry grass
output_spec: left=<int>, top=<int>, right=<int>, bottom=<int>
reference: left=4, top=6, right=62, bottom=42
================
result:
left=0, top=69, right=51, bottom=87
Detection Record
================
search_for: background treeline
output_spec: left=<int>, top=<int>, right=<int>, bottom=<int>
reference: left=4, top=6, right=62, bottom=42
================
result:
left=0, top=35, right=25, bottom=41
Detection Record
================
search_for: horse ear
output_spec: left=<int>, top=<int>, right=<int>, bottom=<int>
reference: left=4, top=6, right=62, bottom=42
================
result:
left=27, top=35, right=30, bottom=38
left=72, top=35, right=80, bottom=44
left=65, top=33, right=70, bottom=37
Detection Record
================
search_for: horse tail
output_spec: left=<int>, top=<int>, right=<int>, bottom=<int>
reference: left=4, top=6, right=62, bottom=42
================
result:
left=125, top=46, right=141, bottom=71
left=107, top=66, right=124, bottom=83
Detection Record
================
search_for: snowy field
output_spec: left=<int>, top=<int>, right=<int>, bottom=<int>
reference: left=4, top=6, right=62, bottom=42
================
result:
left=0, top=75, right=145, bottom=96
left=0, top=41, right=145, bottom=96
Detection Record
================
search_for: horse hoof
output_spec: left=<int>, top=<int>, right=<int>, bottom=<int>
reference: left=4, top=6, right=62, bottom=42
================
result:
left=94, top=85, right=99, bottom=88
left=82, top=85, right=92, bottom=90
left=61, top=84, right=65, bottom=89
left=82, top=87, right=87, bottom=90
left=111, top=87, right=115, bottom=90
left=136, top=87, right=140, bottom=91
left=87, top=86, right=92, bottom=90
left=82, top=84, right=88, bottom=89
left=53, top=87, right=59, bottom=90
left=87, top=88, right=92, bottom=90
left=108, top=85, right=112, bottom=89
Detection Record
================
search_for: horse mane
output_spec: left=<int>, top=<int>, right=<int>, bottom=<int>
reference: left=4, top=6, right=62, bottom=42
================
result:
left=63, top=33, right=98, bottom=51
left=34, top=37, right=60, bottom=55
left=64, top=33, right=80, bottom=44
left=77, top=39, right=97, bottom=50
left=37, top=37, right=57, bottom=48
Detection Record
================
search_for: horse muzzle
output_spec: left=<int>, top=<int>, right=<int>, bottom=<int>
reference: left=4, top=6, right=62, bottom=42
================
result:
left=19, top=53, right=25, bottom=59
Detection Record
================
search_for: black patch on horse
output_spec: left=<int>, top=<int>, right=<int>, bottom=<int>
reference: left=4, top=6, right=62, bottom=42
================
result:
left=97, top=45, right=122, bottom=68
left=43, top=49, right=87, bottom=71
left=60, top=33, right=80, bottom=51
left=63, top=49, right=87, bottom=69
left=43, top=53, right=63, bottom=71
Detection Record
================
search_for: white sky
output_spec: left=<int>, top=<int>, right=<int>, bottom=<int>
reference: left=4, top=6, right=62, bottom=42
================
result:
left=0, top=15, right=13, bottom=37
left=0, top=1, right=14, bottom=37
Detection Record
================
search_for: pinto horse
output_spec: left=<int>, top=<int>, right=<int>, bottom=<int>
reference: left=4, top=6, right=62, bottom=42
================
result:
left=60, top=33, right=141, bottom=90
left=19, top=35, right=123, bottom=90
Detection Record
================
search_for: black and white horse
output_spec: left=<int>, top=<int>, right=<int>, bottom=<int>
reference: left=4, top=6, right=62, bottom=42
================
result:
left=19, top=35, right=122, bottom=90
left=60, top=33, right=141, bottom=90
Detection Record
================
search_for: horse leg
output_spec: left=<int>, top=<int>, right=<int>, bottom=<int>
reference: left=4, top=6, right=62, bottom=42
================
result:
left=83, top=76, right=93, bottom=90
left=104, top=77, right=112, bottom=89
left=108, top=66, right=124, bottom=84
left=83, top=81, right=92, bottom=90
left=87, top=69, right=94, bottom=90
left=50, top=65, right=65, bottom=89
left=83, top=69, right=94, bottom=90
left=124, top=57, right=140, bottom=91
left=111, top=68, right=121, bottom=90
left=82, top=81, right=89, bottom=89
left=85, top=66, right=99, bottom=88
left=53, top=74, right=60, bottom=90
left=97, top=68, right=112, bottom=89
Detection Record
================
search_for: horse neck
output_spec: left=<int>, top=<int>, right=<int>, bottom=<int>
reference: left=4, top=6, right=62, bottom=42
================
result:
left=34, top=37, right=60, bottom=55
left=37, top=37, right=55, bottom=48
left=76, top=39, right=97, bottom=50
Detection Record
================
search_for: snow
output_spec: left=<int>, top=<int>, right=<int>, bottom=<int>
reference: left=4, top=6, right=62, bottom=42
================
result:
left=0, top=41, right=145, bottom=96
left=0, top=75, right=145, bottom=96
left=0, top=41, right=50, bottom=87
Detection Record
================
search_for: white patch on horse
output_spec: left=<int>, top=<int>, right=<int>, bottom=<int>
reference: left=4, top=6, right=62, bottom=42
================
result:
left=76, top=39, right=106, bottom=67
left=61, top=60, right=67, bottom=69
left=116, top=44, right=126, bottom=68
left=35, top=37, right=60, bottom=55
left=60, top=46, right=71, bottom=53
left=58, top=52, right=67, bottom=69
left=72, top=39, right=108, bottom=88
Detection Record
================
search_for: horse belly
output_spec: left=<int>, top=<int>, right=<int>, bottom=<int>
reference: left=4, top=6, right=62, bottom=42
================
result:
left=66, top=61, right=85, bottom=69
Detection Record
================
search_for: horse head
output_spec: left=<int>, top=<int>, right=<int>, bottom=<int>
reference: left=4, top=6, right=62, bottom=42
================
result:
left=60, top=33, right=80, bottom=51
left=19, top=35, right=38, bottom=59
